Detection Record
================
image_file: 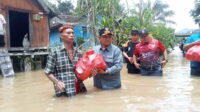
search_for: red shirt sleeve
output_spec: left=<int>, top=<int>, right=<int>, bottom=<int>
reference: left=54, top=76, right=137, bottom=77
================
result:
left=134, top=45, right=139, bottom=56
left=158, top=41, right=166, bottom=52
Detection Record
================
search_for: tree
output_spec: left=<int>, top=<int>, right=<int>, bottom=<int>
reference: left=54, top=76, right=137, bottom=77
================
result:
left=118, top=0, right=175, bottom=49
left=75, top=0, right=176, bottom=49
left=75, top=0, right=125, bottom=45
left=191, top=0, right=200, bottom=24
left=131, top=0, right=175, bottom=28
left=57, top=0, right=74, bottom=14
left=44, top=0, right=74, bottom=15
left=148, top=24, right=176, bottom=49
left=151, top=0, right=175, bottom=24
left=45, top=0, right=58, bottom=13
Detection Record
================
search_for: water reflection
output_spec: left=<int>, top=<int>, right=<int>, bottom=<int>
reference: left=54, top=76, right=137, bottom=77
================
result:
left=0, top=47, right=200, bottom=112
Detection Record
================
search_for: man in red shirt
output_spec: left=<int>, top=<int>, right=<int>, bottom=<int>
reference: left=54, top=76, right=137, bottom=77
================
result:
left=133, top=29, right=168, bottom=76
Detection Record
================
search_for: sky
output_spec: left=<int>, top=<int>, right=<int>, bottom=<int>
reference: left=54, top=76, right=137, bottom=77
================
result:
left=50, top=0, right=198, bottom=32
left=123, top=0, right=198, bottom=32
left=163, top=0, right=198, bottom=32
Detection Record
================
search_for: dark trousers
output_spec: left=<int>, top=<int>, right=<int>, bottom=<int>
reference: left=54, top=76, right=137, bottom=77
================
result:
left=127, top=62, right=140, bottom=74
left=191, top=67, right=200, bottom=76
left=140, top=65, right=163, bottom=76
left=0, top=35, right=5, bottom=47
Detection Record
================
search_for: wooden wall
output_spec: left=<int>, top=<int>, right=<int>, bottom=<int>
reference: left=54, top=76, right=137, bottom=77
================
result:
left=0, top=0, right=49, bottom=48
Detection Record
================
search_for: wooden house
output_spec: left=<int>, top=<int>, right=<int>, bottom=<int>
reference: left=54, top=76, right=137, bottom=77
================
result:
left=0, top=0, right=51, bottom=49
left=0, top=0, right=53, bottom=72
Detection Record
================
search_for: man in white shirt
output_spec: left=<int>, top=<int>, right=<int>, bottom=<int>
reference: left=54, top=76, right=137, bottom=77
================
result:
left=0, top=9, right=15, bottom=77
left=0, top=13, right=6, bottom=46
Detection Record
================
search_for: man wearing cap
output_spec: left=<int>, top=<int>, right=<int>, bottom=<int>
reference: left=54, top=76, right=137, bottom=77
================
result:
left=133, top=29, right=168, bottom=76
left=0, top=9, right=15, bottom=77
left=122, top=30, right=140, bottom=74
left=92, top=28, right=123, bottom=90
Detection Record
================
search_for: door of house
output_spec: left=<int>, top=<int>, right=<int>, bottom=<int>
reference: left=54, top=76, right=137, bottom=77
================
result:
left=9, top=10, right=29, bottom=47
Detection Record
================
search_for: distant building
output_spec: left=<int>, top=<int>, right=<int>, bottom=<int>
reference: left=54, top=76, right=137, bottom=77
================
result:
left=49, top=15, right=94, bottom=48
left=175, top=29, right=199, bottom=38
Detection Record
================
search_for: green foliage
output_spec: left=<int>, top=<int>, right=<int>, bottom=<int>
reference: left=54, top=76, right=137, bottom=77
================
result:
left=17, top=56, right=41, bottom=71
left=24, top=57, right=38, bottom=70
left=116, top=0, right=176, bottom=49
left=131, top=0, right=175, bottom=28
left=70, top=0, right=176, bottom=49
left=76, top=37, right=85, bottom=49
left=191, top=0, right=200, bottom=24
left=75, top=0, right=124, bottom=17
left=147, top=24, right=176, bottom=50
left=99, top=17, right=114, bottom=28
left=75, top=0, right=125, bottom=44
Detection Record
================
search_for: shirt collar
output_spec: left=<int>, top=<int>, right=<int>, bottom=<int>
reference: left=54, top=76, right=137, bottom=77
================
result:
left=61, top=45, right=65, bottom=51
left=141, top=38, right=153, bottom=45
left=60, top=45, right=76, bottom=52
left=100, top=44, right=112, bottom=51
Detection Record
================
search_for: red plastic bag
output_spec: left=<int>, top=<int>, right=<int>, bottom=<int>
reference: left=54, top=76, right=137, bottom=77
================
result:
left=75, top=80, right=81, bottom=93
left=75, top=79, right=87, bottom=94
left=186, top=45, right=200, bottom=62
left=75, top=50, right=106, bottom=80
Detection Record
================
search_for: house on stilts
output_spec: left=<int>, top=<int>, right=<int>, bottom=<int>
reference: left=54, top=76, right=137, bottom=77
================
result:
left=0, top=0, right=53, bottom=72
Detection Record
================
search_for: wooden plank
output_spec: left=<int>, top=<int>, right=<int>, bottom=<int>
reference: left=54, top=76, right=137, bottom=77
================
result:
left=8, top=47, right=48, bottom=51
left=9, top=52, right=49, bottom=56
left=41, top=16, right=49, bottom=46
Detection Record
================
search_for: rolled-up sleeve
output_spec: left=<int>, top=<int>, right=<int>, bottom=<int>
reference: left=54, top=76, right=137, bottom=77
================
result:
left=184, top=36, right=193, bottom=45
left=106, top=48, right=123, bottom=74
left=44, top=50, right=56, bottom=75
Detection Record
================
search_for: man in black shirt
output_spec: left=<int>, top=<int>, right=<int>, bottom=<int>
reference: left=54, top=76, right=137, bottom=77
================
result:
left=122, top=30, right=140, bottom=74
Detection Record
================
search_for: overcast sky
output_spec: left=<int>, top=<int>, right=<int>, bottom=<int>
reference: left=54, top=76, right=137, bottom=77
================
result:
left=163, top=0, right=198, bottom=32
left=124, top=0, right=198, bottom=32
left=50, top=0, right=198, bottom=32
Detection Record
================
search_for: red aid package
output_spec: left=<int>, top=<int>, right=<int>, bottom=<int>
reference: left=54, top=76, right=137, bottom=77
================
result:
left=75, top=50, right=106, bottom=80
left=186, top=45, right=200, bottom=62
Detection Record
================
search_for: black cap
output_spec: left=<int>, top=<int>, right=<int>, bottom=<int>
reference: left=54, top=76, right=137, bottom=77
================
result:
left=139, top=29, right=149, bottom=36
left=99, top=28, right=113, bottom=36
left=131, top=30, right=139, bottom=35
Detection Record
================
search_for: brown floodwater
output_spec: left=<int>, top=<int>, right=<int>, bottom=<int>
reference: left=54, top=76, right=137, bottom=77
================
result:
left=1, top=47, right=200, bottom=112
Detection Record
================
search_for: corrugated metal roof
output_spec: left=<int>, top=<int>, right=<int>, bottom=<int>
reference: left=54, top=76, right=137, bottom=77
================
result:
left=50, top=15, right=87, bottom=29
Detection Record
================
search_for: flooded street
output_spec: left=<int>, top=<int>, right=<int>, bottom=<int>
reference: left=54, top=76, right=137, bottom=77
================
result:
left=1, top=47, right=200, bottom=112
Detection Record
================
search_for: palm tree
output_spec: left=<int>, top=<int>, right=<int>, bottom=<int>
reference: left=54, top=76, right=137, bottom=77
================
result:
left=191, top=0, right=200, bottom=24
left=44, top=0, right=74, bottom=15
left=131, top=0, right=175, bottom=28
left=74, top=0, right=176, bottom=49
left=152, top=0, right=175, bottom=24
